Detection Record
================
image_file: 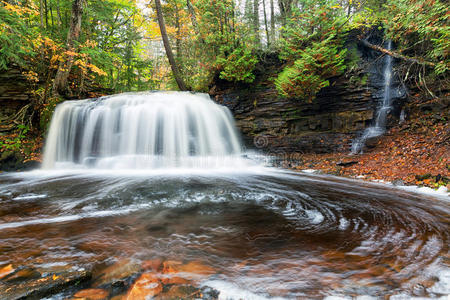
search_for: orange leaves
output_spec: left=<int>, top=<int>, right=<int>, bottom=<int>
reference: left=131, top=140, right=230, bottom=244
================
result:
left=292, top=105, right=448, bottom=189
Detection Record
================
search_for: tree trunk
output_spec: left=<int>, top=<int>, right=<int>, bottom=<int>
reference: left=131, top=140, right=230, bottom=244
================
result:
left=56, top=0, right=62, bottom=25
left=253, top=0, right=260, bottom=45
left=39, top=0, right=44, bottom=28
left=175, top=4, right=181, bottom=62
left=360, top=39, right=436, bottom=67
left=270, top=0, right=274, bottom=41
left=53, top=0, right=85, bottom=96
left=279, top=0, right=293, bottom=26
left=186, top=0, right=202, bottom=42
left=44, top=0, right=48, bottom=29
left=262, top=0, right=269, bottom=47
left=347, top=0, right=351, bottom=17
left=154, top=0, right=188, bottom=91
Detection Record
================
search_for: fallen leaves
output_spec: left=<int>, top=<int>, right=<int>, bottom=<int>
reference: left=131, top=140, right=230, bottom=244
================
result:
left=293, top=107, right=449, bottom=188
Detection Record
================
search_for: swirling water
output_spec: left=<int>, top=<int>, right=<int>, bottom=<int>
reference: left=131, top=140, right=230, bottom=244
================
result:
left=1, top=92, right=449, bottom=298
left=0, top=169, right=448, bottom=299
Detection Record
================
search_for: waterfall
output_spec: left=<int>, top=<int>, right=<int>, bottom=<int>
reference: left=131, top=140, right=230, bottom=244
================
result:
left=42, top=92, right=244, bottom=169
left=351, top=40, right=394, bottom=154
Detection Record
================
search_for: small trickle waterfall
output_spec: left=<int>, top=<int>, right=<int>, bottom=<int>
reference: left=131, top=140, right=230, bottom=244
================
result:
left=351, top=40, right=394, bottom=154
left=42, top=92, right=244, bottom=169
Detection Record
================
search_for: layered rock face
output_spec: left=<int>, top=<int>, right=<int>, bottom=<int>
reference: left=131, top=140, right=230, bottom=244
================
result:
left=210, top=40, right=406, bottom=154
left=0, top=67, right=34, bottom=120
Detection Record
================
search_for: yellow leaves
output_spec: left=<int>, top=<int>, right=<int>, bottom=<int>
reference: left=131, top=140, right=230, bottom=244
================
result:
left=88, top=64, right=107, bottom=76
left=82, top=40, right=98, bottom=48
left=143, top=21, right=161, bottom=39
left=2, top=1, right=35, bottom=16
left=22, top=70, right=39, bottom=83
left=50, top=54, right=61, bottom=65
left=65, top=50, right=78, bottom=57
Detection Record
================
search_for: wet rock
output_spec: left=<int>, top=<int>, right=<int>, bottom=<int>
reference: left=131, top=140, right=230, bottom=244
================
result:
left=156, top=285, right=200, bottom=299
left=155, top=285, right=219, bottom=300
left=178, top=261, right=216, bottom=276
left=142, top=258, right=163, bottom=272
left=200, top=286, right=220, bottom=299
left=415, top=173, right=432, bottom=181
left=2, top=267, right=41, bottom=283
left=94, top=259, right=141, bottom=287
left=162, top=260, right=215, bottom=280
left=73, top=288, right=109, bottom=299
left=365, top=136, right=381, bottom=148
left=126, top=273, right=163, bottom=300
left=0, top=269, right=91, bottom=299
left=210, top=37, right=406, bottom=154
left=0, top=150, right=41, bottom=171
left=0, top=264, right=15, bottom=279
left=336, top=160, right=358, bottom=167
left=160, top=275, right=191, bottom=285
left=162, top=260, right=183, bottom=274
left=392, top=179, right=404, bottom=186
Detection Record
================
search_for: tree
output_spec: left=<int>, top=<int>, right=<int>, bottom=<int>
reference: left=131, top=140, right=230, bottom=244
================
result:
left=52, top=0, right=85, bottom=95
left=154, top=0, right=188, bottom=91
left=275, top=0, right=348, bottom=100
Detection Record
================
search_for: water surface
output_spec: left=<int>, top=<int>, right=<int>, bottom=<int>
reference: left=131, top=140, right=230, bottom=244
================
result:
left=0, top=169, right=448, bottom=299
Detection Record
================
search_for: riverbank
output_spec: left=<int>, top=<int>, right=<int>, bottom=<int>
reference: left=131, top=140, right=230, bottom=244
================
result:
left=289, top=108, right=449, bottom=191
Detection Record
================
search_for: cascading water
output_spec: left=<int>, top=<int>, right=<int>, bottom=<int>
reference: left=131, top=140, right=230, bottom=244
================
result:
left=351, top=40, right=394, bottom=154
left=42, top=92, right=245, bottom=169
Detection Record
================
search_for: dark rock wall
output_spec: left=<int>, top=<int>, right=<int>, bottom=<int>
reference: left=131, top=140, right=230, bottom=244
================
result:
left=211, top=37, right=406, bottom=154
left=0, top=67, right=34, bottom=119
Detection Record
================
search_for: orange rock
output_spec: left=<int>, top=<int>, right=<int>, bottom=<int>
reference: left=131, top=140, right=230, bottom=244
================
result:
left=162, top=260, right=183, bottom=274
left=160, top=275, right=190, bottom=285
left=127, top=273, right=163, bottom=300
left=0, top=264, right=14, bottom=280
left=74, top=288, right=109, bottom=300
left=142, top=258, right=163, bottom=272
left=178, top=261, right=215, bottom=276
left=110, top=295, right=126, bottom=300
left=94, top=259, right=141, bottom=286
left=156, top=285, right=201, bottom=299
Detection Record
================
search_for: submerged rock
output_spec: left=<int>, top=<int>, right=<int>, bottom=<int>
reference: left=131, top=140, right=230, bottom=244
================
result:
left=0, top=269, right=91, bottom=299
left=126, top=273, right=163, bottom=299
left=2, top=267, right=41, bottom=283
left=156, top=284, right=200, bottom=299
left=93, top=259, right=141, bottom=287
left=0, top=264, right=15, bottom=280
left=73, top=288, right=109, bottom=299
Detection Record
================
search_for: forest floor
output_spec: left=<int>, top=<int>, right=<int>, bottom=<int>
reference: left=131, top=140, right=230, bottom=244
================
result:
left=291, top=97, right=449, bottom=190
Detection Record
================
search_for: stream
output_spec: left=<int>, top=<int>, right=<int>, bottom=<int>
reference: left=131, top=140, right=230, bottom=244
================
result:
left=0, top=169, right=448, bottom=299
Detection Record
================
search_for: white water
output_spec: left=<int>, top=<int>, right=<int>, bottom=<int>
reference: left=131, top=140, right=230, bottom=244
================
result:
left=352, top=40, right=393, bottom=154
left=43, top=91, right=245, bottom=169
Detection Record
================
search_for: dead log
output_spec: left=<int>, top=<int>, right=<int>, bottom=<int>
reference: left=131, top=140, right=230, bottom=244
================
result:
left=359, top=39, right=436, bottom=67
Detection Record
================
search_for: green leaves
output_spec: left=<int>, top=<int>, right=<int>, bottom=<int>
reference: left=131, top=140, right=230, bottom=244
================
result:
left=275, top=0, right=348, bottom=100
left=383, top=0, right=449, bottom=76
left=217, top=46, right=258, bottom=83
left=276, top=38, right=347, bottom=100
